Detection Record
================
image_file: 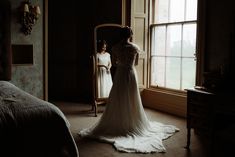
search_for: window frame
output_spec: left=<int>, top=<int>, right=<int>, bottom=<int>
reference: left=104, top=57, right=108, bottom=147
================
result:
left=147, top=0, right=204, bottom=93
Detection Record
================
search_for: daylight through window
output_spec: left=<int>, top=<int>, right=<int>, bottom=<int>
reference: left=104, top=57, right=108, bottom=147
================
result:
left=150, top=0, right=198, bottom=90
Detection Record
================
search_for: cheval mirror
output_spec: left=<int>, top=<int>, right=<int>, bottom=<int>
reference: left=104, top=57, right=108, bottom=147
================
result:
left=92, top=23, right=123, bottom=116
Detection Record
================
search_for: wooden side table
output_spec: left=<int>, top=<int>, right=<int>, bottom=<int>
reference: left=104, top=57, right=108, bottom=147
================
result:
left=186, top=88, right=214, bottom=149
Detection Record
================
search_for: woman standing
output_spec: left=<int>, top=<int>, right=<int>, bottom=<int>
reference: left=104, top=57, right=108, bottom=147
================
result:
left=80, top=27, right=179, bottom=153
left=96, top=40, right=113, bottom=98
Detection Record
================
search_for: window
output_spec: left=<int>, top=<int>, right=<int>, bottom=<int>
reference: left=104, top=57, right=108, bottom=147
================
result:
left=150, top=0, right=198, bottom=91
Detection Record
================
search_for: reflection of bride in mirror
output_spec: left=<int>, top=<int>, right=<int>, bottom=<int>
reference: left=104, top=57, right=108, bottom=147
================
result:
left=96, top=40, right=113, bottom=98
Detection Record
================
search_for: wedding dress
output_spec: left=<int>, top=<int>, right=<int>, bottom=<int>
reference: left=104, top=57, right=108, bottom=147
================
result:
left=79, top=41, right=179, bottom=153
left=96, top=52, right=113, bottom=98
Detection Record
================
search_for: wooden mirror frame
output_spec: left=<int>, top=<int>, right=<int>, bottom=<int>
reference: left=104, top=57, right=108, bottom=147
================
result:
left=92, top=23, right=123, bottom=116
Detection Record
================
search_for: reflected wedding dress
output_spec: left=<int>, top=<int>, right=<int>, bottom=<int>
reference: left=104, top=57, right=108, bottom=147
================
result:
left=79, top=41, right=179, bottom=153
left=97, top=52, right=113, bottom=98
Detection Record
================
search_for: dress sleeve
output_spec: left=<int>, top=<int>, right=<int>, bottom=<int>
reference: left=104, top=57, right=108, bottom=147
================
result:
left=134, top=52, right=139, bottom=66
left=132, top=43, right=140, bottom=66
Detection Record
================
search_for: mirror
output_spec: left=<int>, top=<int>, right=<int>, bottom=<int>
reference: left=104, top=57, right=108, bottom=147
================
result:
left=92, top=23, right=123, bottom=116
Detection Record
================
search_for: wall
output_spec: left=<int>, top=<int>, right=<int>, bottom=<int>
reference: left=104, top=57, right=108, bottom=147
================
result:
left=48, top=0, right=123, bottom=103
left=10, top=0, right=44, bottom=99
left=0, top=0, right=12, bottom=81
left=203, top=0, right=235, bottom=90
left=205, top=0, right=235, bottom=72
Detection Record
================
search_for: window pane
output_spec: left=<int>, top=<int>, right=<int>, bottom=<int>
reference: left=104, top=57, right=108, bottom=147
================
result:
left=150, top=0, right=197, bottom=91
left=166, top=25, right=182, bottom=56
left=151, top=26, right=166, bottom=56
left=155, top=0, right=169, bottom=23
left=151, top=56, right=165, bottom=87
left=169, top=0, right=185, bottom=22
left=182, top=58, right=196, bottom=89
left=182, top=23, right=197, bottom=57
left=166, top=57, right=181, bottom=89
left=186, top=0, right=198, bottom=21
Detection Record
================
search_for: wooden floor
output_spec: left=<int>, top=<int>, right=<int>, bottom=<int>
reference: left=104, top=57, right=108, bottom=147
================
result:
left=53, top=102, right=233, bottom=157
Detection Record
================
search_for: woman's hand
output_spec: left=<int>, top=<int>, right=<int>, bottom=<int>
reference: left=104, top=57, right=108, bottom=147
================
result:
left=105, top=66, right=111, bottom=74
left=98, top=65, right=106, bottom=68
left=105, top=66, right=109, bottom=70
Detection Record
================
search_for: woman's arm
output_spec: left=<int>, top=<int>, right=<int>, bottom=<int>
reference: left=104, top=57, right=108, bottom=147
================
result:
left=134, top=52, right=139, bottom=66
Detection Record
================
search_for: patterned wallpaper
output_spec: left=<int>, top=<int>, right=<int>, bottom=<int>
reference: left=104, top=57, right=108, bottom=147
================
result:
left=9, top=0, right=44, bottom=99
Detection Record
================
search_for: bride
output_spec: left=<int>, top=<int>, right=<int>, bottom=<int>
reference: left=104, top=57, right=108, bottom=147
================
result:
left=79, top=26, right=179, bottom=153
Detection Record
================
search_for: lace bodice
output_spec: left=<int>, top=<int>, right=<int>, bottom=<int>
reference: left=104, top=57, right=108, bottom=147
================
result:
left=97, top=52, right=111, bottom=67
left=112, top=41, right=140, bottom=67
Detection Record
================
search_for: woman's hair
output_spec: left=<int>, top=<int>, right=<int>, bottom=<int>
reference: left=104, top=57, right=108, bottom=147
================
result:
left=97, top=40, right=107, bottom=52
left=120, top=26, right=133, bottom=39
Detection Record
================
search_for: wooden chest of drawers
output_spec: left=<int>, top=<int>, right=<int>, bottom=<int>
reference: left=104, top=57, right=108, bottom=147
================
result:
left=186, top=89, right=214, bottom=148
left=186, top=88, right=235, bottom=154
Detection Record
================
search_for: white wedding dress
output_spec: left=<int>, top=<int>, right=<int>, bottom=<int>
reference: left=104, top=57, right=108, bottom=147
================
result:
left=96, top=52, right=113, bottom=98
left=79, top=41, right=179, bottom=153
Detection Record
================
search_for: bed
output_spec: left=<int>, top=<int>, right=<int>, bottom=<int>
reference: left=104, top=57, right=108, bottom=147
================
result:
left=0, top=81, right=79, bottom=157
left=0, top=0, right=79, bottom=156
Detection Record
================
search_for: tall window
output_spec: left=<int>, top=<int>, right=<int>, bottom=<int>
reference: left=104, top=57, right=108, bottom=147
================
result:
left=150, top=0, right=198, bottom=90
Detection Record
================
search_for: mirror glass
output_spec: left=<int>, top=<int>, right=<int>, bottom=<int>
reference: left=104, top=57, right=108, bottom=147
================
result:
left=94, top=24, right=123, bottom=101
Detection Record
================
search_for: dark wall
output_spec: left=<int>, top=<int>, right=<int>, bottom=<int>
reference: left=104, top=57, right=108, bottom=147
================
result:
left=205, top=0, right=235, bottom=71
left=48, top=0, right=123, bottom=103
left=203, top=0, right=235, bottom=89
left=0, top=0, right=11, bottom=81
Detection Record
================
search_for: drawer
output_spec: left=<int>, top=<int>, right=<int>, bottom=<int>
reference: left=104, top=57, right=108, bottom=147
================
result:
left=188, top=104, right=210, bottom=116
left=187, top=91, right=213, bottom=104
left=188, top=96, right=211, bottom=104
